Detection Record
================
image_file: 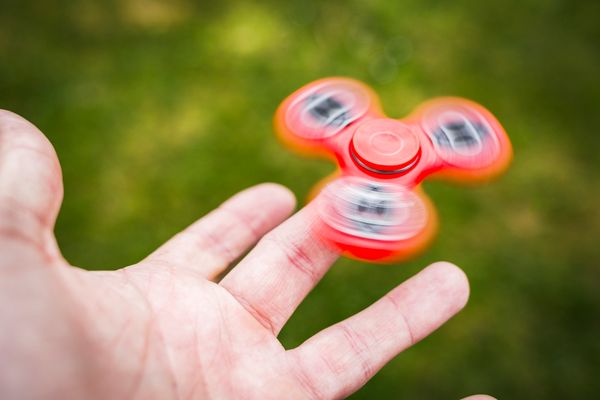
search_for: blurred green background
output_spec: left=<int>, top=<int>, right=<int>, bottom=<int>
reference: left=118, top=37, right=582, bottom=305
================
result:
left=1, top=0, right=599, bottom=398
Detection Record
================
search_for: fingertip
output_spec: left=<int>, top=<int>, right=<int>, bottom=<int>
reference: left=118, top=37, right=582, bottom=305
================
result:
left=0, top=109, right=25, bottom=121
left=461, top=395, right=497, bottom=400
left=0, top=109, right=60, bottom=172
left=427, top=261, right=471, bottom=312
left=253, top=182, right=297, bottom=212
left=0, top=109, right=52, bottom=147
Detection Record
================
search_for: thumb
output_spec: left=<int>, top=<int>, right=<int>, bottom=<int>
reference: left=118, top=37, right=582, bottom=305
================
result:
left=0, top=110, right=63, bottom=260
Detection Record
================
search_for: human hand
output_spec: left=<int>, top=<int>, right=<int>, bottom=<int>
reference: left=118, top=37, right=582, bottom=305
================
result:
left=0, top=110, right=484, bottom=399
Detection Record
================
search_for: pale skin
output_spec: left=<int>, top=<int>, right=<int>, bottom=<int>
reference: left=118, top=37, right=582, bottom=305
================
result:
left=0, top=110, right=494, bottom=399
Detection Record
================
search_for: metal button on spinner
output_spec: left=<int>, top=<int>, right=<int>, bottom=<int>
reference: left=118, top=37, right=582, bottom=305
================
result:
left=350, top=119, right=421, bottom=175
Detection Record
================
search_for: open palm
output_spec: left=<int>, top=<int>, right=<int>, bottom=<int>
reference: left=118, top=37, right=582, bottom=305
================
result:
left=0, top=110, right=478, bottom=399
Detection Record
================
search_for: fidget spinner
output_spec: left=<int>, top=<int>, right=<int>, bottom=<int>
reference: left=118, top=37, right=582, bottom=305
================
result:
left=275, top=78, right=512, bottom=262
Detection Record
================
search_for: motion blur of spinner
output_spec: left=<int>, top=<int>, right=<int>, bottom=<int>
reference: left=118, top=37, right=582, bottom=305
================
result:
left=275, top=78, right=513, bottom=262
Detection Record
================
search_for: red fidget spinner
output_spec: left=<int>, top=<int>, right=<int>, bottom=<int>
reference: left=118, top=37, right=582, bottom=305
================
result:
left=275, top=77, right=512, bottom=262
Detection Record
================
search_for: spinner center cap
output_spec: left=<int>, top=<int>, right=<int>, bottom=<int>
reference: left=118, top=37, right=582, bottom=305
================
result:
left=350, top=119, right=421, bottom=174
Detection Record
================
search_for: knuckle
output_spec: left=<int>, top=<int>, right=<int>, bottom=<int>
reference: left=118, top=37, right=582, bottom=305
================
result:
left=383, top=292, right=416, bottom=345
left=219, top=204, right=262, bottom=241
left=264, top=232, right=320, bottom=284
left=289, top=352, right=327, bottom=400
left=227, top=287, right=279, bottom=335
left=194, top=224, right=238, bottom=262
left=0, top=201, right=49, bottom=256
left=338, top=324, right=375, bottom=385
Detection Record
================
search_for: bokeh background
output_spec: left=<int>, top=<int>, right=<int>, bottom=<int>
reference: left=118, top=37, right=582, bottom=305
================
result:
left=1, top=0, right=599, bottom=398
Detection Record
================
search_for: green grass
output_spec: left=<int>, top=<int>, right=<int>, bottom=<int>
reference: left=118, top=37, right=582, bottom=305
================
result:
left=1, top=0, right=599, bottom=398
